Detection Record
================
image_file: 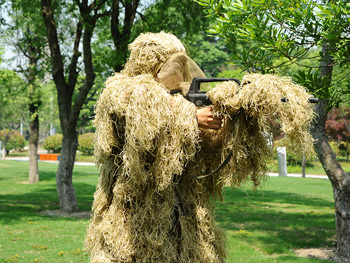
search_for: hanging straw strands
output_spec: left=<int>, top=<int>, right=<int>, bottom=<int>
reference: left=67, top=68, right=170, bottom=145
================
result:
left=207, top=73, right=315, bottom=188
left=85, top=32, right=316, bottom=263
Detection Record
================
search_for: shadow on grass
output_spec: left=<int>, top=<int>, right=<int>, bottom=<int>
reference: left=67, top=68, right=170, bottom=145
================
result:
left=0, top=180, right=96, bottom=224
left=0, top=161, right=98, bottom=224
left=216, top=187, right=335, bottom=256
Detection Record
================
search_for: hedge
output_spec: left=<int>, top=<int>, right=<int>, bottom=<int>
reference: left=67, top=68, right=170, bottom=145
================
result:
left=78, top=132, right=94, bottom=155
left=43, top=134, right=63, bottom=153
left=0, top=130, right=25, bottom=154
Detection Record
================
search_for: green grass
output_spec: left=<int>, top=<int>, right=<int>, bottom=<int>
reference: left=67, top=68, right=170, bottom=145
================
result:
left=75, top=153, right=95, bottom=163
left=0, top=160, right=336, bottom=262
left=0, top=161, right=99, bottom=263
left=218, top=178, right=335, bottom=262
left=267, top=158, right=350, bottom=175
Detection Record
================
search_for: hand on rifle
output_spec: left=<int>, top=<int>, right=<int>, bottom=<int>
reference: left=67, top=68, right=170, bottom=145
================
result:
left=197, top=106, right=223, bottom=130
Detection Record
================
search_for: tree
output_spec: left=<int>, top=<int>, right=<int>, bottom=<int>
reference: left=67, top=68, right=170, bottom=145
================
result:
left=0, top=69, right=26, bottom=158
left=6, top=0, right=48, bottom=183
left=40, top=0, right=108, bottom=212
left=40, top=0, right=150, bottom=212
left=41, top=0, right=210, bottom=212
left=195, top=0, right=350, bottom=258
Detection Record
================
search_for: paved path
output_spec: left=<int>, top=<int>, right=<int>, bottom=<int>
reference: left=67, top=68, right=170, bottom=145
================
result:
left=4, top=157, right=95, bottom=166
left=4, top=157, right=328, bottom=179
left=268, top=172, right=328, bottom=180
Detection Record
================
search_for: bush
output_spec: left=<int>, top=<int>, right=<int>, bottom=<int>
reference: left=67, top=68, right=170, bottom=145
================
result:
left=78, top=132, right=94, bottom=155
left=6, top=131, right=26, bottom=154
left=0, top=130, right=25, bottom=154
left=43, top=134, right=63, bottom=153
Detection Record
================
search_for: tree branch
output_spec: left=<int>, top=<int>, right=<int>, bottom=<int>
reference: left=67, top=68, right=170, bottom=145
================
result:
left=41, top=0, right=66, bottom=88
left=68, top=20, right=83, bottom=89
left=70, top=3, right=97, bottom=126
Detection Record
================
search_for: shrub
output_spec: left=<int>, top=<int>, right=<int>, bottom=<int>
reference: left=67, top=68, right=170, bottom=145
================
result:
left=78, top=133, right=94, bottom=155
left=43, top=134, right=63, bottom=153
left=0, top=130, right=25, bottom=154
left=6, top=131, right=26, bottom=154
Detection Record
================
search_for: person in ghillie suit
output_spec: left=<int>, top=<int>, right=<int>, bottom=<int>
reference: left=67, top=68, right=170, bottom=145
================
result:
left=84, top=32, right=315, bottom=262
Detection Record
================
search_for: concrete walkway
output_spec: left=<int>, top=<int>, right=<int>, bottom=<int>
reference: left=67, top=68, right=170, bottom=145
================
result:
left=4, top=157, right=328, bottom=179
left=268, top=172, right=328, bottom=180
left=4, top=157, right=95, bottom=166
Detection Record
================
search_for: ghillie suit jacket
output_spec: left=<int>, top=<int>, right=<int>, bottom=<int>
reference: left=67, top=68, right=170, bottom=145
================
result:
left=84, top=32, right=315, bottom=263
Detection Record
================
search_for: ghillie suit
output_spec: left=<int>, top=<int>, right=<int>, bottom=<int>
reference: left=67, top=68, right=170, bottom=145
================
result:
left=84, top=32, right=315, bottom=263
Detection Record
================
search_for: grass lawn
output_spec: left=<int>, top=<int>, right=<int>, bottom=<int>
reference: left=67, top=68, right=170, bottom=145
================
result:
left=267, top=158, right=350, bottom=175
left=0, top=160, right=336, bottom=263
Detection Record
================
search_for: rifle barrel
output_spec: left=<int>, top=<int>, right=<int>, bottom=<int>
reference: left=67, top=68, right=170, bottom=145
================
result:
left=281, top=98, right=319, bottom=103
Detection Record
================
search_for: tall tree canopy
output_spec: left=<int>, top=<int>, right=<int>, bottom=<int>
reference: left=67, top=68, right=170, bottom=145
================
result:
left=195, top=0, right=350, bottom=258
left=7, top=0, right=48, bottom=183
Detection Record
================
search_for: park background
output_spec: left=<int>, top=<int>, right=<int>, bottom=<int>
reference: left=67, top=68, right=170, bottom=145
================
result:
left=1, top=0, right=350, bottom=262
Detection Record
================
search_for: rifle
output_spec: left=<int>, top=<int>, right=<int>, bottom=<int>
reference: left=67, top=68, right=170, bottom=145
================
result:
left=171, top=77, right=318, bottom=179
left=171, top=77, right=319, bottom=106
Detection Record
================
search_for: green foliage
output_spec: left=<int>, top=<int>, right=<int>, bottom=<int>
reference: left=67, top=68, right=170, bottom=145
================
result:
left=328, top=140, right=350, bottom=161
left=195, top=0, right=350, bottom=105
left=0, top=69, right=26, bottom=105
left=132, top=0, right=209, bottom=41
left=0, top=45, right=3, bottom=64
left=43, top=134, right=63, bottom=153
left=5, top=131, right=25, bottom=153
left=0, top=130, right=25, bottom=154
left=0, top=70, right=27, bottom=138
left=78, top=132, right=94, bottom=156
left=217, top=66, right=247, bottom=81
left=184, top=34, right=231, bottom=77
left=131, top=1, right=232, bottom=77
left=40, top=81, right=61, bottom=135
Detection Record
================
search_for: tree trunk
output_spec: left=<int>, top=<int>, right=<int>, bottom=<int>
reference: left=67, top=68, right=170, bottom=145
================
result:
left=41, top=0, right=101, bottom=213
left=56, top=131, right=79, bottom=212
left=310, top=42, right=350, bottom=258
left=27, top=37, right=40, bottom=184
left=310, top=100, right=350, bottom=258
left=111, top=0, right=140, bottom=71
left=28, top=111, right=39, bottom=183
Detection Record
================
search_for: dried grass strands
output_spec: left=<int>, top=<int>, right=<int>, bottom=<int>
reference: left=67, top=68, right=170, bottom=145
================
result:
left=122, top=32, right=186, bottom=77
left=207, top=73, right=315, bottom=188
left=86, top=72, right=231, bottom=262
left=177, top=176, right=227, bottom=262
left=93, top=73, right=199, bottom=188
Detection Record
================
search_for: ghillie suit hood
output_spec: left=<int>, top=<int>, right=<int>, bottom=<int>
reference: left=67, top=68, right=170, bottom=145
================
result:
left=85, top=32, right=315, bottom=263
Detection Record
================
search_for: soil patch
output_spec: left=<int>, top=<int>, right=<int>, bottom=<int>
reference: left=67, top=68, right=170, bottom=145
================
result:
left=295, top=248, right=350, bottom=262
